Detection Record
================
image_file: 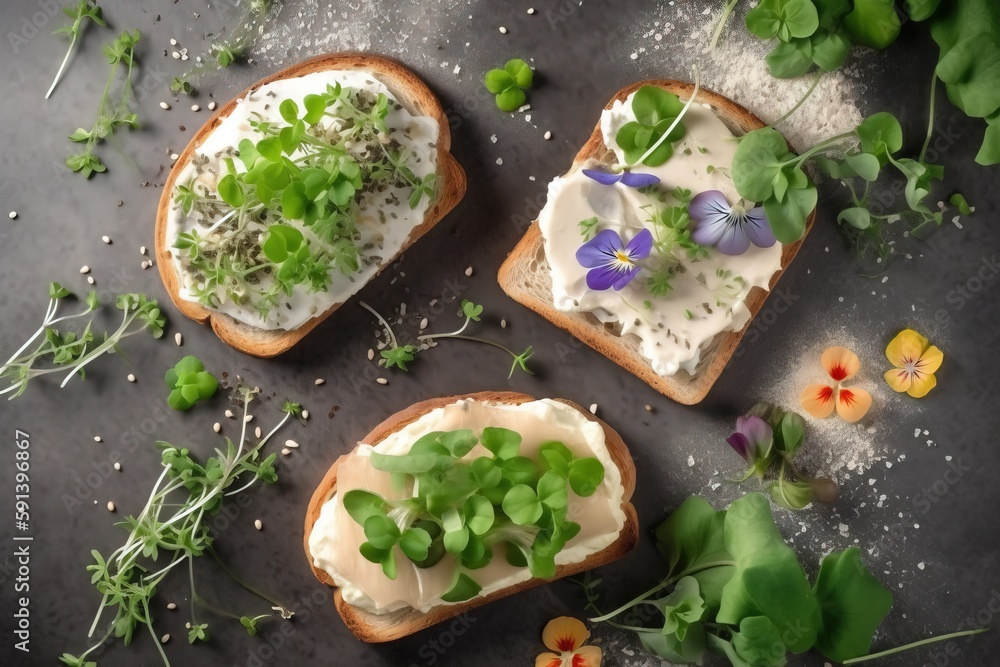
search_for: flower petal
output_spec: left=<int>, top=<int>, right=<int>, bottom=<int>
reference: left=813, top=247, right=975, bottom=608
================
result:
left=624, top=228, right=654, bottom=260
left=822, top=346, right=861, bottom=382
left=736, top=415, right=773, bottom=450
left=576, top=229, right=623, bottom=268
left=618, top=171, right=661, bottom=188
left=744, top=207, right=776, bottom=248
left=573, top=645, right=603, bottom=667
left=885, top=329, right=929, bottom=368
left=726, top=432, right=751, bottom=461
left=906, top=372, right=937, bottom=398
left=586, top=265, right=628, bottom=291
left=715, top=219, right=752, bottom=256
left=582, top=169, right=622, bottom=185
left=689, top=190, right=732, bottom=222
left=916, top=345, right=944, bottom=375
left=884, top=368, right=912, bottom=393
left=800, top=383, right=836, bottom=418
left=543, top=617, right=590, bottom=653
left=836, top=387, right=872, bottom=422
left=611, top=265, right=641, bottom=291
left=535, top=652, right=564, bottom=667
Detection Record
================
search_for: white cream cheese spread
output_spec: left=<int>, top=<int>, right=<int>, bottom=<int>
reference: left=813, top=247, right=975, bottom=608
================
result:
left=538, top=92, right=784, bottom=376
left=167, top=70, right=439, bottom=331
left=308, top=398, right=627, bottom=614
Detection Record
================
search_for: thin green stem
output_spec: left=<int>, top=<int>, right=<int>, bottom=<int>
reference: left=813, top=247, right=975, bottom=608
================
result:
left=143, top=598, right=172, bottom=667
left=417, top=315, right=472, bottom=340
left=627, top=66, right=701, bottom=168
left=842, top=628, right=988, bottom=665
left=767, top=72, right=824, bottom=130
left=422, top=334, right=516, bottom=358
left=708, top=0, right=741, bottom=51
left=920, top=74, right=939, bottom=164
left=780, top=131, right=859, bottom=168
left=209, top=548, right=291, bottom=613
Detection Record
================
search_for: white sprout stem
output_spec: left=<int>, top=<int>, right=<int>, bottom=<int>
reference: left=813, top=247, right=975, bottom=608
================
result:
left=86, top=592, right=110, bottom=638
left=143, top=552, right=188, bottom=583
left=59, top=307, right=132, bottom=388
left=631, top=66, right=702, bottom=168
left=708, top=0, right=740, bottom=52
left=2, top=299, right=58, bottom=369
left=143, top=597, right=172, bottom=667
left=417, top=316, right=470, bottom=341
left=359, top=301, right=398, bottom=348
left=45, top=35, right=78, bottom=100
left=115, top=466, right=175, bottom=566
left=203, top=208, right=237, bottom=234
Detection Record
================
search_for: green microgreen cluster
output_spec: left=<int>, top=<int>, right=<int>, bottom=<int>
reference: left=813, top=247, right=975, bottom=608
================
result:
left=362, top=300, right=534, bottom=379
left=173, top=83, right=436, bottom=320
left=342, top=427, right=605, bottom=602
left=590, top=493, right=987, bottom=666
left=61, top=389, right=300, bottom=667
left=484, top=59, right=533, bottom=111
left=46, top=0, right=107, bottom=100
left=165, top=356, right=218, bottom=411
left=1, top=284, right=165, bottom=400
left=616, top=85, right=689, bottom=167
left=66, top=29, right=141, bottom=178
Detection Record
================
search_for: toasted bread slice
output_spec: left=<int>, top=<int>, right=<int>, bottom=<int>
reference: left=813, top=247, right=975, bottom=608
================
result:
left=155, top=54, right=466, bottom=357
left=303, top=391, right=639, bottom=643
left=498, top=80, right=815, bottom=405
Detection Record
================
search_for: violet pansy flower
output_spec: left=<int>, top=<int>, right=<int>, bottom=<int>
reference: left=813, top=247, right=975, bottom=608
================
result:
left=583, top=169, right=661, bottom=188
left=576, top=228, right=653, bottom=291
left=726, top=415, right=773, bottom=473
left=689, top=190, right=775, bottom=256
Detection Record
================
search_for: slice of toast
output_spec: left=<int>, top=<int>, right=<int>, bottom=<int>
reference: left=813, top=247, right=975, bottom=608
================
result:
left=155, top=53, right=466, bottom=357
left=498, top=80, right=815, bottom=405
left=303, top=391, right=639, bottom=643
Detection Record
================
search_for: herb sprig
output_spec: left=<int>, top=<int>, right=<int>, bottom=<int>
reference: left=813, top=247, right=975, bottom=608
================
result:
left=46, top=0, right=107, bottom=100
left=484, top=59, right=533, bottom=111
left=66, top=29, right=141, bottom=178
left=342, top=427, right=605, bottom=601
left=362, top=300, right=534, bottom=379
left=1, top=284, right=165, bottom=400
left=61, top=388, right=300, bottom=667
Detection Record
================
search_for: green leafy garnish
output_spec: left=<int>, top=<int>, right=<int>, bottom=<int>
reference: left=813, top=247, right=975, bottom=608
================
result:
left=343, top=427, right=604, bottom=599
left=66, top=30, right=140, bottom=178
left=616, top=85, right=688, bottom=166
left=484, top=59, right=533, bottom=111
left=1, top=288, right=164, bottom=400
left=46, top=0, right=106, bottom=100
left=165, top=356, right=219, bottom=411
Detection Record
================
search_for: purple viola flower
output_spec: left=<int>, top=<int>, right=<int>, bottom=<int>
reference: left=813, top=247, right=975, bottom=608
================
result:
left=726, top=415, right=774, bottom=465
left=689, top=190, right=776, bottom=256
left=576, top=228, right=654, bottom=291
left=583, top=169, right=661, bottom=188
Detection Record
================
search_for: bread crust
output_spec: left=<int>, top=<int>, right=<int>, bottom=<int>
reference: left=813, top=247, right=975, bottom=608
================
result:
left=302, top=391, right=639, bottom=643
left=155, top=53, right=466, bottom=357
left=497, top=80, right=815, bottom=404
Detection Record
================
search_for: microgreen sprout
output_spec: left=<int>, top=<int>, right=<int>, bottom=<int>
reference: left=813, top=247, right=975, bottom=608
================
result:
left=165, top=356, right=218, bottom=411
left=62, top=387, right=300, bottom=666
left=484, top=59, right=533, bottom=111
left=1, top=285, right=165, bottom=400
left=66, top=29, right=141, bottom=178
left=46, top=0, right=107, bottom=100
left=343, top=427, right=605, bottom=600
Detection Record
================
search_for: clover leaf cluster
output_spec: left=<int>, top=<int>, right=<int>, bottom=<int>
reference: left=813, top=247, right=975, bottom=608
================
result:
left=484, top=59, right=533, bottom=111
left=173, top=83, right=437, bottom=319
left=616, top=86, right=688, bottom=167
left=165, top=356, right=218, bottom=411
left=342, top=427, right=605, bottom=603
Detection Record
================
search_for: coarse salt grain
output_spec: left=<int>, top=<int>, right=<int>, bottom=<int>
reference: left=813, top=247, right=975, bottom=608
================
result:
left=127, top=373, right=136, bottom=383
left=8, top=211, right=17, bottom=219
left=589, top=403, right=598, bottom=414
left=101, top=235, right=111, bottom=244
left=499, top=26, right=508, bottom=34
left=114, top=462, right=121, bottom=471
left=94, top=436, right=102, bottom=442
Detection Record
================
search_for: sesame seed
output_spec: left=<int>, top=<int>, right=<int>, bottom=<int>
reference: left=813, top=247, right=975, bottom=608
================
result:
left=175, top=332, right=183, bottom=346
left=544, top=131, right=552, bottom=140
left=644, top=404, right=653, bottom=412
left=419, top=317, right=428, bottom=330
left=191, top=104, right=200, bottom=112
left=244, top=415, right=253, bottom=423
left=167, top=602, right=177, bottom=610
left=101, top=235, right=111, bottom=244
left=94, top=435, right=102, bottom=442
left=208, top=101, right=217, bottom=110
left=314, top=378, right=325, bottom=385
left=528, top=8, right=535, bottom=14
left=114, top=462, right=121, bottom=471
left=161, top=634, right=170, bottom=644
left=85, top=275, right=95, bottom=285
left=499, top=26, right=508, bottom=33
left=376, top=378, right=388, bottom=385
left=225, top=409, right=234, bottom=419
left=501, top=319, right=507, bottom=328
left=589, top=403, right=598, bottom=414
left=8, top=211, right=17, bottom=219
left=160, top=102, right=171, bottom=110
left=170, top=153, right=179, bottom=161
left=281, top=448, right=291, bottom=456
left=465, top=266, right=473, bottom=277
left=254, top=519, right=263, bottom=531
left=367, top=349, right=375, bottom=360
left=139, top=245, right=147, bottom=255
left=302, top=409, right=310, bottom=420
left=80, top=265, right=90, bottom=274
left=213, top=422, right=221, bottom=433
left=255, top=426, right=262, bottom=438
left=127, top=373, right=136, bottom=383
left=285, top=439, right=299, bottom=449
left=107, top=501, right=116, bottom=512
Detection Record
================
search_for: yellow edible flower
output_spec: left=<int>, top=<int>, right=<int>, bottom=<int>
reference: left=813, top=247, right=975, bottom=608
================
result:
left=883, top=329, right=943, bottom=398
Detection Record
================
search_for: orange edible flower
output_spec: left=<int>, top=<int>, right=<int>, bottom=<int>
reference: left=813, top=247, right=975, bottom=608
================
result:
left=535, top=617, right=602, bottom=667
left=799, top=346, right=872, bottom=422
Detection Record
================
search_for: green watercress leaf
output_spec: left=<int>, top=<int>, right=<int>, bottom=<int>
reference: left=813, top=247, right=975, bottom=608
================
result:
left=732, top=616, right=789, bottom=667
left=441, top=572, right=482, bottom=603
left=502, top=484, right=543, bottom=525
left=399, top=526, right=432, bottom=562
left=746, top=0, right=820, bottom=42
left=481, top=426, right=521, bottom=460
left=567, top=457, right=605, bottom=497
left=732, top=128, right=793, bottom=202
left=763, top=184, right=816, bottom=243
left=842, top=0, right=901, bottom=49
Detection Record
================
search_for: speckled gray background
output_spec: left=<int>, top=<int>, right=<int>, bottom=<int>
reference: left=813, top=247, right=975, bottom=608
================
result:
left=1, top=1, right=998, bottom=666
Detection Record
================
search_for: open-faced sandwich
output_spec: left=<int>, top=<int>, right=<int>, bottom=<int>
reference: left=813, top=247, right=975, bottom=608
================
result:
left=499, top=80, right=815, bottom=404
left=156, top=54, right=466, bottom=357
left=304, top=391, right=638, bottom=642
